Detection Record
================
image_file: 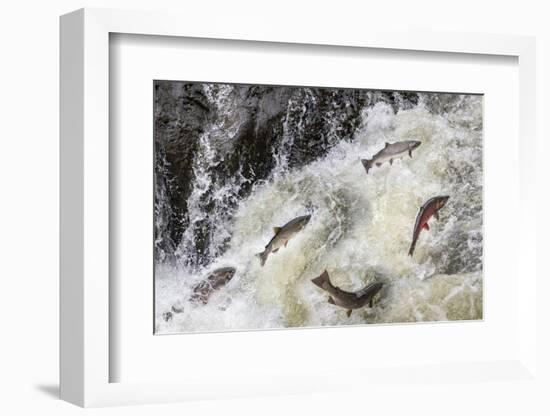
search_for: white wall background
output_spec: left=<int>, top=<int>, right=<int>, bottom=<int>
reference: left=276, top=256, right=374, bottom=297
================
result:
left=0, top=0, right=547, bottom=414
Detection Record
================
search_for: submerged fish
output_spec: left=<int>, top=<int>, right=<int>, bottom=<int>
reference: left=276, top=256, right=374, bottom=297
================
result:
left=256, top=215, right=311, bottom=266
left=408, top=195, right=449, bottom=257
left=190, top=267, right=236, bottom=304
left=171, top=302, right=185, bottom=314
left=311, top=270, right=384, bottom=317
left=361, top=140, right=421, bottom=174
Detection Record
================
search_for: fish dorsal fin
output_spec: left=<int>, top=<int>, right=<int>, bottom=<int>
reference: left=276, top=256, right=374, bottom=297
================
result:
left=321, top=270, right=331, bottom=285
left=273, top=227, right=282, bottom=235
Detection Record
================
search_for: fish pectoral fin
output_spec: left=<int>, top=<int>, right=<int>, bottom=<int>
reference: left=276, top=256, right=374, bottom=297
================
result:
left=272, top=248, right=279, bottom=253
left=369, top=299, right=373, bottom=308
left=422, top=223, right=430, bottom=231
left=284, top=240, right=288, bottom=247
left=389, top=158, right=393, bottom=165
left=376, top=162, right=382, bottom=167
left=385, top=142, right=389, bottom=147
left=346, top=309, right=353, bottom=318
left=409, top=149, right=413, bottom=157
left=434, top=211, right=440, bottom=220
left=327, top=296, right=336, bottom=305
left=273, top=227, right=282, bottom=234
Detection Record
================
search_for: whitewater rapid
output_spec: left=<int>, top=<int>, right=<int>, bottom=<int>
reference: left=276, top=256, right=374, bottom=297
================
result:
left=155, top=88, right=483, bottom=334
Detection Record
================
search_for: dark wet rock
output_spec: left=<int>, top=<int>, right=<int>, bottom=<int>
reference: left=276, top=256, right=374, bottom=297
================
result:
left=154, top=82, right=211, bottom=263
left=162, top=311, right=173, bottom=322
left=421, top=92, right=472, bottom=115
left=154, top=82, right=419, bottom=266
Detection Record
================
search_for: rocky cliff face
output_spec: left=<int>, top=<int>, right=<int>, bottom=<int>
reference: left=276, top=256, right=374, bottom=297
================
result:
left=154, top=81, right=419, bottom=267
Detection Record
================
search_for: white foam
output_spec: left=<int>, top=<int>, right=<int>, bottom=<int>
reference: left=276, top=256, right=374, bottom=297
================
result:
left=155, top=92, right=483, bottom=334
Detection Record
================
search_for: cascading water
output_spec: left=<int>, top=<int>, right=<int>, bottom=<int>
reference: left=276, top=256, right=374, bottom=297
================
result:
left=154, top=82, right=483, bottom=334
left=171, top=84, right=249, bottom=268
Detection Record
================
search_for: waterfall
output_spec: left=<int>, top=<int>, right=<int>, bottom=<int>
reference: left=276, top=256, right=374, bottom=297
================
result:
left=154, top=83, right=483, bottom=334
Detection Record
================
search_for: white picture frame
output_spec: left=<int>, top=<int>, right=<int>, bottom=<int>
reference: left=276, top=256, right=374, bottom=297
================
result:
left=60, top=7, right=538, bottom=408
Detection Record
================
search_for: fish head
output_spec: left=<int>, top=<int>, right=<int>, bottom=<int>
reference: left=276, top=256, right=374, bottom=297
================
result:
left=409, top=140, right=422, bottom=150
left=369, top=282, right=384, bottom=296
left=437, top=195, right=450, bottom=209
left=299, top=215, right=312, bottom=227
left=210, top=267, right=236, bottom=285
left=221, top=267, right=236, bottom=283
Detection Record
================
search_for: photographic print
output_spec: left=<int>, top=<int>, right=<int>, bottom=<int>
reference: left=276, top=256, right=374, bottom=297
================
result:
left=154, top=81, right=483, bottom=334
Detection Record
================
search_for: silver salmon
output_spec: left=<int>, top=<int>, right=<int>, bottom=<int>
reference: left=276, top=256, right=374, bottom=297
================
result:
left=311, top=270, right=384, bottom=317
left=190, top=267, right=236, bottom=304
left=361, top=140, right=421, bottom=174
left=256, top=215, right=311, bottom=266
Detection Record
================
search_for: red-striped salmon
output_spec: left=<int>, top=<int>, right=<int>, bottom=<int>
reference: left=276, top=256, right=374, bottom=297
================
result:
left=408, top=196, right=449, bottom=257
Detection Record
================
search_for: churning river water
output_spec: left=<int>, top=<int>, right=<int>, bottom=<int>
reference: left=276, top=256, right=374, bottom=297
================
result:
left=154, top=84, right=483, bottom=334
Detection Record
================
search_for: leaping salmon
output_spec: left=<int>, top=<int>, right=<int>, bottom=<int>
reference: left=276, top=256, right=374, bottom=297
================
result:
left=408, top=196, right=449, bottom=257
left=311, top=270, right=384, bottom=317
left=361, top=140, right=421, bottom=174
left=190, top=267, right=236, bottom=304
left=256, top=215, right=311, bottom=266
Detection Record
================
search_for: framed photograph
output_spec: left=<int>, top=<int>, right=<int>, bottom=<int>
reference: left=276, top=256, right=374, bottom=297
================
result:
left=60, top=8, right=538, bottom=408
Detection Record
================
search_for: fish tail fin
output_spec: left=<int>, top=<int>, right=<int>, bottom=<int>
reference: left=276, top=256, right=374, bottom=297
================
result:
left=360, top=159, right=372, bottom=174
left=311, top=270, right=330, bottom=289
left=408, top=239, right=416, bottom=257
left=256, top=250, right=268, bottom=267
